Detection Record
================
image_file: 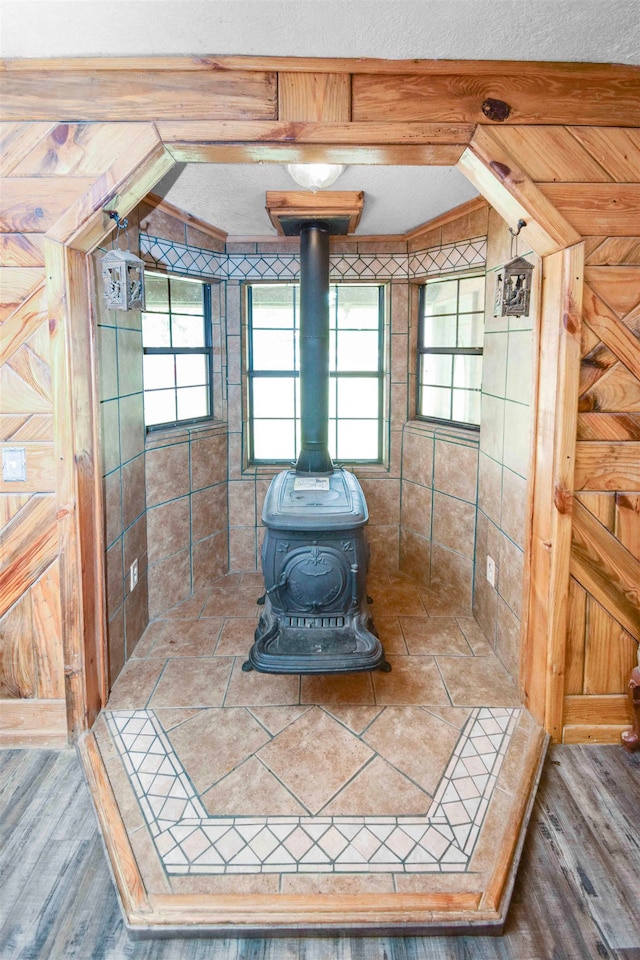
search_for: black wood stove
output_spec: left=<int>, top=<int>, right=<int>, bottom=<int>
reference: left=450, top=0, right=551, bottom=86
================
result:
left=243, top=218, right=388, bottom=675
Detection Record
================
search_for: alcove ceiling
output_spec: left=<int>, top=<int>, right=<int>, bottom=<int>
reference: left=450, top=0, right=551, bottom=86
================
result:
left=3, top=0, right=639, bottom=235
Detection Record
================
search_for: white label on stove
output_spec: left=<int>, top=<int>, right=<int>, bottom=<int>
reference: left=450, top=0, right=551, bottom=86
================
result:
left=293, top=477, right=330, bottom=491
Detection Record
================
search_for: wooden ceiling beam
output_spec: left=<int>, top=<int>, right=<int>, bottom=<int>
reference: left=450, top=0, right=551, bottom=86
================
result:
left=164, top=142, right=465, bottom=165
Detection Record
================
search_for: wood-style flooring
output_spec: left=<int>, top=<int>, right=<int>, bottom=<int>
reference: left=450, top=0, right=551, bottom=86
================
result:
left=0, top=744, right=638, bottom=959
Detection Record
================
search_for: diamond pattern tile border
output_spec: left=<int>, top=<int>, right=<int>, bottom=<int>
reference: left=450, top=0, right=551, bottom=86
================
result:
left=105, top=706, right=518, bottom=876
left=140, top=235, right=487, bottom=284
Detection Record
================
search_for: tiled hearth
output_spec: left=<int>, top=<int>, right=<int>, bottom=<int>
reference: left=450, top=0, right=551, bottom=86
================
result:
left=84, top=572, right=546, bottom=935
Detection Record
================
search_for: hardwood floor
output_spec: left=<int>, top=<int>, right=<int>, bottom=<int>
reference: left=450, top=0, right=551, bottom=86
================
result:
left=0, top=744, right=638, bottom=959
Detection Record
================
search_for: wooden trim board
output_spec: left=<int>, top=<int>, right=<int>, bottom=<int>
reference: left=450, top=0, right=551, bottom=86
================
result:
left=0, top=699, right=67, bottom=747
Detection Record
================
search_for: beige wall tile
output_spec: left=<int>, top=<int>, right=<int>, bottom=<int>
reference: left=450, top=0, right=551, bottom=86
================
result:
left=473, top=566, right=497, bottom=645
left=390, top=281, right=409, bottom=334
left=121, top=453, right=146, bottom=530
left=229, top=526, right=257, bottom=572
left=139, top=202, right=186, bottom=243
left=191, top=483, right=227, bottom=542
left=506, top=330, right=533, bottom=405
left=106, top=539, right=124, bottom=620
left=402, top=428, right=433, bottom=487
left=478, top=452, right=502, bottom=525
left=124, top=512, right=147, bottom=576
left=401, top=480, right=432, bottom=537
left=147, top=546, right=191, bottom=617
left=433, top=439, right=478, bottom=503
left=390, top=381, right=408, bottom=429
left=97, top=326, right=118, bottom=402
left=225, top=281, right=241, bottom=336
left=147, top=496, right=190, bottom=563
left=367, top=524, right=400, bottom=578
left=186, top=225, right=225, bottom=252
left=107, top=607, right=125, bottom=690
left=500, top=467, right=528, bottom=549
left=479, top=394, right=504, bottom=463
left=391, top=333, right=408, bottom=383
left=502, top=401, right=531, bottom=480
left=116, top=329, right=143, bottom=397
left=100, top=399, right=120, bottom=475
left=193, top=531, right=228, bottom=590
left=432, top=491, right=475, bottom=560
left=145, top=441, right=190, bottom=507
left=359, top=478, right=400, bottom=526
left=429, top=543, right=473, bottom=615
left=482, top=331, right=508, bottom=399
left=191, top=433, right=227, bottom=491
left=125, top=571, right=149, bottom=658
left=498, top=533, right=525, bottom=620
left=496, top=595, right=522, bottom=683
left=119, top=393, right=145, bottom=464
left=103, top=469, right=122, bottom=548
left=399, top=528, right=431, bottom=586
left=228, top=479, right=256, bottom=527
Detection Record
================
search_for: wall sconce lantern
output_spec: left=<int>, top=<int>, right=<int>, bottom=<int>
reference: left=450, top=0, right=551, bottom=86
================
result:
left=494, top=219, right=533, bottom=317
left=101, top=211, right=145, bottom=311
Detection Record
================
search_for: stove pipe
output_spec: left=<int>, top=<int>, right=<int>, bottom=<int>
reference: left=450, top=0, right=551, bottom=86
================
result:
left=294, top=222, right=334, bottom=475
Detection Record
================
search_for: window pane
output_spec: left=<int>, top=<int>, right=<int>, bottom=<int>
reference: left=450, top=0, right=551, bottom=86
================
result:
left=421, top=354, right=452, bottom=387
left=142, top=312, right=170, bottom=347
left=144, top=275, right=169, bottom=312
left=335, top=286, right=379, bottom=329
left=176, top=354, right=207, bottom=387
left=252, top=330, right=295, bottom=371
left=452, top=389, right=481, bottom=425
left=143, top=354, right=175, bottom=390
left=337, top=420, right=379, bottom=459
left=336, top=377, right=379, bottom=418
left=336, top=331, right=379, bottom=371
left=458, top=312, right=484, bottom=348
left=144, top=388, right=176, bottom=426
left=253, top=419, right=296, bottom=460
left=170, top=277, right=204, bottom=315
left=458, top=276, right=485, bottom=313
left=177, top=386, right=208, bottom=420
left=252, top=377, right=295, bottom=418
left=251, top=285, right=296, bottom=328
left=171, top=314, right=205, bottom=348
left=424, top=279, right=457, bottom=316
left=422, top=314, right=455, bottom=348
left=454, top=355, right=482, bottom=390
left=420, top=386, right=451, bottom=420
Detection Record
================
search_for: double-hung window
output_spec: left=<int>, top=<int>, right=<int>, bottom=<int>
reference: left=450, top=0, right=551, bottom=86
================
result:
left=141, top=272, right=213, bottom=429
left=417, top=274, right=485, bottom=428
left=248, top=283, right=384, bottom=463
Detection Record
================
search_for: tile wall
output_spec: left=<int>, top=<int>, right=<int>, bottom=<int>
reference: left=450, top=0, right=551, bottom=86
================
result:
left=473, top=208, right=539, bottom=681
left=95, top=209, right=149, bottom=688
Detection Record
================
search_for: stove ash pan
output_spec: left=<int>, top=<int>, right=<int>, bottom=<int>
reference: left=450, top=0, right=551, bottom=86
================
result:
left=243, top=469, right=389, bottom=675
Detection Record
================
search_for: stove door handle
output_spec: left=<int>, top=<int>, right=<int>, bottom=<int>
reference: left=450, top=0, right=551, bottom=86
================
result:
left=266, top=573, right=289, bottom=597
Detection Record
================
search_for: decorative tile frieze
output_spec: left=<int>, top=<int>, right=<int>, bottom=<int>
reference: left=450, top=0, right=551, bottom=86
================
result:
left=140, top=235, right=486, bottom=284
left=105, top=705, right=518, bottom=876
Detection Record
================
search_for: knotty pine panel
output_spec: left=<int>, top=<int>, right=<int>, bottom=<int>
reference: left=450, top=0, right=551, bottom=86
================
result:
left=563, top=577, right=587, bottom=696
left=0, top=442, right=55, bottom=493
left=0, top=178, right=95, bottom=232
left=584, top=266, right=640, bottom=318
left=576, top=413, right=640, bottom=441
left=579, top=363, right=640, bottom=413
left=7, top=122, right=153, bottom=177
left=0, top=267, right=45, bottom=320
left=615, top=493, right=640, bottom=561
left=574, top=441, right=640, bottom=490
left=0, top=494, right=57, bottom=620
left=487, top=126, right=613, bottom=183
left=0, top=285, right=48, bottom=363
left=0, top=234, right=46, bottom=267
left=539, top=184, right=640, bottom=236
left=568, top=127, right=640, bottom=182
left=0, top=121, right=57, bottom=175
left=584, top=237, right=640, bottom=265
left=583, top=597, right=637, bottom=695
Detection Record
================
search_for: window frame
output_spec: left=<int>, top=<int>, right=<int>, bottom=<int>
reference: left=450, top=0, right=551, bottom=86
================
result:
left=416, top=271, right=485, bottom=431
left=142, top=271, right=214, bottom=432
left=247, top=281, right=386, bottom=465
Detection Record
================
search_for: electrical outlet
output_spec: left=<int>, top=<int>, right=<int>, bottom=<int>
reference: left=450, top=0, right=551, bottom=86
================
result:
left=486, top=555, right=496, bottom=588
left=129, top=559, right=139, bottom=591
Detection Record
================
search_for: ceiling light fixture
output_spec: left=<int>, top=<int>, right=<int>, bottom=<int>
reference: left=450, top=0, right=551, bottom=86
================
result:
left=286, top=163, right=345, bottom=192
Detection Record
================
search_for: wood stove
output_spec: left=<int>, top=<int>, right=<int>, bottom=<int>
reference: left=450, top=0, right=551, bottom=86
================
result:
left=243, top=217, right=388, bottom=675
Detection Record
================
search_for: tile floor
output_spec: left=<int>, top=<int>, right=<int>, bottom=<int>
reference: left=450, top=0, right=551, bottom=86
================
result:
left=96, top=571, right=543, bottom=900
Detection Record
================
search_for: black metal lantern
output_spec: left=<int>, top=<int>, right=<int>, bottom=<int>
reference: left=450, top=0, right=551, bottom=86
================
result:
left=494, top=255, right=534, bottom=318
left=101, top=248, right=145, bottom=312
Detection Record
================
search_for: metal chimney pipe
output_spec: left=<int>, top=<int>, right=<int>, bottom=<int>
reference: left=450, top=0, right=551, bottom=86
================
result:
left=294, top=221, right=334, bottom=475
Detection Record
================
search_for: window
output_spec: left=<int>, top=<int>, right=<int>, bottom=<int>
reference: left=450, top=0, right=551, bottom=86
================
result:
left=417, top=274, right=485, bottom=428
left=248, top=283, right=384, bottom=462
left=141, top=272, right=212, bottom=429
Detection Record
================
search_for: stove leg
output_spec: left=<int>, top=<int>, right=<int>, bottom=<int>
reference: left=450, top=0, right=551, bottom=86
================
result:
left=379, top=661, right=392, bottom=673
left=242, top=660, right=254, bottom=672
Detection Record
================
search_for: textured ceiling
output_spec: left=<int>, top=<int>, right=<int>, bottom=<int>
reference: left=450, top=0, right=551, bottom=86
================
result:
left=4, top=0, right=638, bottom=236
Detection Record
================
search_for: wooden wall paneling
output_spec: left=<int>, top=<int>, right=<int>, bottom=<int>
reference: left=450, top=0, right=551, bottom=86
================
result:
left=570, top=498, right=640, bottom=641
left=278, top=73, right=351, bottom=121
left=0, top=267, right=45, bottom=320
left=0, top=590, right=34, bottom=697
left=580, top=363, right=640, bottom=414
left=583, top=266, right=640, bottom=318
left=0, top=494, right=58, bottom=619
left=584, top=237, right=640, bottom=265
left=0, top=121, right=57, bottom=175
left=0, top=283, right=48, bottom=363
left=538, top=184, right=640, bottom=237
left=574, top=492, right=616, bottom=529
left=615, top=493, right=640, bottom=560
left=0, top=234, right=46, bottom=267
left=458, top=127, right=581, bottom=256
left=521, top=244, right=583, bottom=738
left=563, top=577, right=587, bottom=695
left=486, top=126, right=613, bottom=183
left=0, top=70, right=278, bottom=122
left=350, top=67, right=640, bottom=125
left=0, top=495, right=29, bottom=526
left=162, top=141, right=465, bottom=166
left=0, top=178, right=96, bottom=233
left=0, top=442, right=55, bottom=493
left=577, top=413, right=640, bottom=441
left=563, top=693, right=632, bottom=726
left=46, top=239, right=103, bottom=735
left=574, top=441, right=640, bottom=490
left=583, top=597, right=637, bottom=694
left=568, top=127, right=640, bottom=182
left=30, top=561, right=65, bottom=699
left=582, top=288, right=640, bottom=388
left=0, top=698, right=67, bottom=748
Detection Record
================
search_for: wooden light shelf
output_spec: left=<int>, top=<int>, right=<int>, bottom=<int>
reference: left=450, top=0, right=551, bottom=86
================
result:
left=265, top=190, right=364, bottom=235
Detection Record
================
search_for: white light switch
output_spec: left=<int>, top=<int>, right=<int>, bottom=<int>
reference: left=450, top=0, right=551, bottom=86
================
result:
left=2, top=447, right=27, bottom=482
